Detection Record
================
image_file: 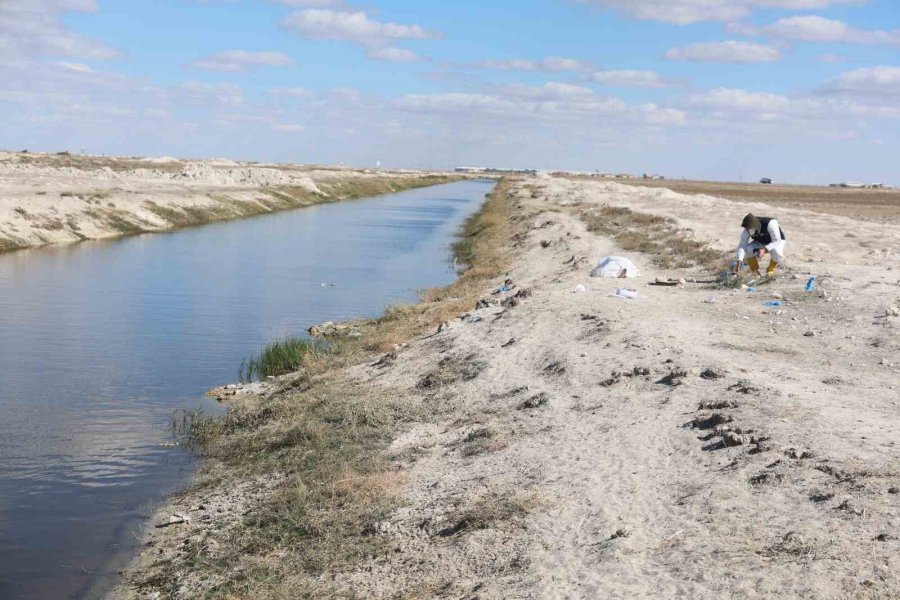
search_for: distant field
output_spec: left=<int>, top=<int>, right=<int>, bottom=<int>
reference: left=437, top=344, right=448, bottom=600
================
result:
left=609, top=178, right=900, bottom=222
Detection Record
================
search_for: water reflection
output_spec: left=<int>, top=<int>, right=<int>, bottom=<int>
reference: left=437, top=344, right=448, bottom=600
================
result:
left=0, top=180, right=492, bottom=599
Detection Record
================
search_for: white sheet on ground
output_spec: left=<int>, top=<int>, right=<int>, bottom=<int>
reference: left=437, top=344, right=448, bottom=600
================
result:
left=591, top=256, right=639, bottom=279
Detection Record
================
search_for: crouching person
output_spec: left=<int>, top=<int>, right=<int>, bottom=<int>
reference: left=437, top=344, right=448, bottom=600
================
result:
left=735, top=213, right=786, bottom=277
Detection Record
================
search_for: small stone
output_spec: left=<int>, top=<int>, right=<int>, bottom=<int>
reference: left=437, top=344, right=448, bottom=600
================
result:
left=722, top=431, right=745, bottom=447
left=888, top=487, right=899, bottom=494
left=803, top=330, right=816, bottom=337
left=887, top=305, right=900, bottom=317
left=700, top=368, right=726, bottom=380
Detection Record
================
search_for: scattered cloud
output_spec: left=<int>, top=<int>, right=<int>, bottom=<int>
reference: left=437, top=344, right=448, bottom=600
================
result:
left=665, top=41, right=781, bottom=63
left=56, top=61, right=96, bottom=74
left=272, top=123, right=306, bottom=132
left=274, top=0, right=344, bottom=5
left=590, top=69, right=669, bottom=88
left=269, top=86, right=315, bottom=98
left=367, top=47, right=424, bottom=62
left=180, top=80, right=244, bottom=106
left=817, top=66, right=900, bottom=98
left=575, top=0, right=861, bottom=25
left=731, top=16, right=900, bottom=45
left=0, top=0, right=120, bottom=59
left=280, top=9, right=439, bottom=47
left=473, top=57, right=592, bottom=72
left=189, top=50, right=293, bottom=72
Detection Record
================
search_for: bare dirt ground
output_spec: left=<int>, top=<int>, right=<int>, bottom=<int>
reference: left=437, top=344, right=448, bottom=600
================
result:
left=610, top=177, right=900, bottom=223
left=114, top=177, right=900, bottom=599
left=0, top=151, right=456, bottom=253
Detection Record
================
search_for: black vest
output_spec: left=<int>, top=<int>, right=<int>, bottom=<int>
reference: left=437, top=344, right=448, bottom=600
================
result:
left=751, top=217, right=786, bottom=245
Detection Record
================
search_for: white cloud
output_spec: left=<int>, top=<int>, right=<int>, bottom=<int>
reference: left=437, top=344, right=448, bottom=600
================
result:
left=189, top=50, right=293, bottom=72
left=56, top=61, right=96, bottom=73
left=274, top=0, right=344, bottom=5
left=474, top=57, right=592, bottom=72
left=269, top=86, right=315, bottom=98
left=731, top=16, right=900, bottom=45
left=683, top=88, right=794, bottom=114
left=0, top=0, right=120, bottom=59
left=576, top=0, right=861, bottom=25
left=665, top=41, right=780, bottom=63
left=396, top=93, right=519, bottom=115
left=272, top=123, right=306, bottom=132
left=817, top=66, right=900, bottom=97
left=367, top=47, right=424, bottom=62
left=180, top=80, right=244, bottom=106
left=818, top=53, right=846, bottom=63
left=494, top=82, right=597, bottom=99
left=280, top=9, right=439, bottom=47
left=590, top=69, right=669, bottom=88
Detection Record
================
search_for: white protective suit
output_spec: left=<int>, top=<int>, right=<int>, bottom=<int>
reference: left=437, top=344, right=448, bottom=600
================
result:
left=736, top=218, right=786, bottom=264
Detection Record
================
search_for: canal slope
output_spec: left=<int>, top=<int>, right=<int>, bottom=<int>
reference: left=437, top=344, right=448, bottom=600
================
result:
left=0, top=151, right=460, bottom=253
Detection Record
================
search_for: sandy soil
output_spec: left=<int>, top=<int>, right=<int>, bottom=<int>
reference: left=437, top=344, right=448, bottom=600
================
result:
left=115, top=177, right=900, bottom=599
left=0, top=151, right=452, bottom=253
left=611, top=177, right=900, bottom=223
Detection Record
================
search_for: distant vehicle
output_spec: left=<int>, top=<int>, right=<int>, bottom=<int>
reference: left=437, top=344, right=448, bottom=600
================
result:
left=760, top=177, right=773, bottom=184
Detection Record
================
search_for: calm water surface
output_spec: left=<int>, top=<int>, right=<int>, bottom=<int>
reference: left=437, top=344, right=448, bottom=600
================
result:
left=0, top=180, right=493, bottom=599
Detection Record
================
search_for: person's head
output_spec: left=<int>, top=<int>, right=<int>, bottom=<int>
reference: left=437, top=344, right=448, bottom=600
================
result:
left=741, top=213, right=760, bottom=231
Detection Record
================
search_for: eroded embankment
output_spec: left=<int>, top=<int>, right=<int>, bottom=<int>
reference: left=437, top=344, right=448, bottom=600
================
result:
left=111, top=180, right=519, bottom=599
left=114, top=178, right=900, bottom=599
left=0, top=153, right=461, bottom=253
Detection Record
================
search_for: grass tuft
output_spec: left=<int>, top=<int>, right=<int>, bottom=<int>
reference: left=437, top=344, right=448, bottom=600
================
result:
left=240, top=336, right=333, bottom=383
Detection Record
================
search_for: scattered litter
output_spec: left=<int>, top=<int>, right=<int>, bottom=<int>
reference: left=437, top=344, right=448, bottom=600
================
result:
left=611, top=288, right=640, bottom=300
left=496, top=284, right=511, bottom=293
left=573, top=284, right=587, bottom=293
left=806, top=276, right=817, bottom=292
left=746, top=287, right=757, bottom=293
left=702, top=296, right=718, bottom=304
left=651, top=277, right=679, bottom=287
left=591, top=256, right=639, bottom=279
left=764, top=301, right=783, bottom=307
left=156, top=513, right=191, bottom=528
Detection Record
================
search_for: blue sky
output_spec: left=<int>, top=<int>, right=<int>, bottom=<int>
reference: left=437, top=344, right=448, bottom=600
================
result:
left=2, top=0, right=899, bottom=183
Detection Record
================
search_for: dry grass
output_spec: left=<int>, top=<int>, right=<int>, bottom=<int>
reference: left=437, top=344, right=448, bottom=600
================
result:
left=124, top=180, right=516, bottom=599
left=578, top=204, right=724, bottom=271
left=613, top=178, right=900, bottom=222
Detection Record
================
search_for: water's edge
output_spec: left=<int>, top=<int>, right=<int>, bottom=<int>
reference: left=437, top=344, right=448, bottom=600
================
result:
left=89, top=180, right=496, bottom=599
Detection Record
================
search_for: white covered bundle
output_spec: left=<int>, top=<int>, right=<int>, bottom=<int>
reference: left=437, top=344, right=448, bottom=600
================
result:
left=591, top=256, right=639, bottom=279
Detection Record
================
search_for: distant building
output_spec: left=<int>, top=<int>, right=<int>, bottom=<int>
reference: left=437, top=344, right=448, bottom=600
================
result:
left=760, top=177, right=773, bottom=184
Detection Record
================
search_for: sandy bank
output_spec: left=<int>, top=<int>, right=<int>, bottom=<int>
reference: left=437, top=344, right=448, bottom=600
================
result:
left=0, top=151, right=461, bottom=253
left=114, top=177, right=900, bottom=599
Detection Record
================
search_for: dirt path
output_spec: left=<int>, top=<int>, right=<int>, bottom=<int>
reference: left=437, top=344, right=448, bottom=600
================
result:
left=335, top=178, right=900, bottom=598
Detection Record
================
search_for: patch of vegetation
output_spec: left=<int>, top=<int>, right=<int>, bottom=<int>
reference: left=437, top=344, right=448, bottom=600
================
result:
left=0, top=237, right=24, bottom=253
left=578, top=204, right=724, bottom=271
left=239, top=337, right=333, bottom=383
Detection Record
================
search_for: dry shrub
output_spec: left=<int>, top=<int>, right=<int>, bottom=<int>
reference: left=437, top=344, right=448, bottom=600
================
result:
left=579, top=204, right=724, bottom=271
